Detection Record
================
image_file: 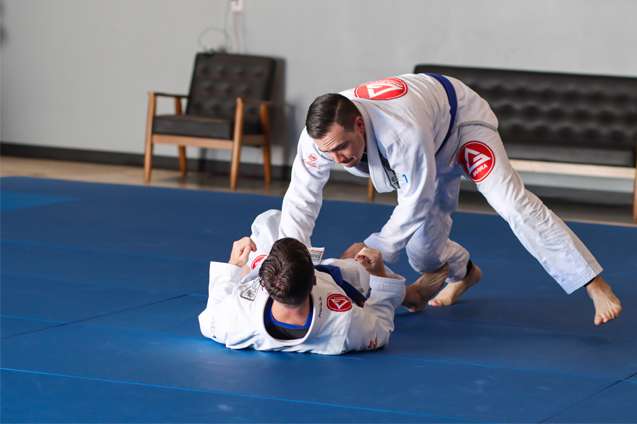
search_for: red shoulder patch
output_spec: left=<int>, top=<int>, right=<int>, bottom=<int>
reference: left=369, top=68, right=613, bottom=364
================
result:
left=250, top=254, right=267, bottom=270
left=354, top=77, right=408, bottom=100
left=326, top=293, right=352, bottom=312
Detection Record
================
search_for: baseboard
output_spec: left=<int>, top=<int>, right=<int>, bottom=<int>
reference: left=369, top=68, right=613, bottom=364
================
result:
left=2, top=141, right=633, bottom=206
left=0, top=142, right=291, bottom=180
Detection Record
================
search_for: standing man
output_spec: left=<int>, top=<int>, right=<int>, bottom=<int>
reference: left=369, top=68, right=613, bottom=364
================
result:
left=279, top=73, right=622, bottom=326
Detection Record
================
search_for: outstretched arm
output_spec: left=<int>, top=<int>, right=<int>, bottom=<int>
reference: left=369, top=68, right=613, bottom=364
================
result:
left=279, top=129, right=332, bottom=246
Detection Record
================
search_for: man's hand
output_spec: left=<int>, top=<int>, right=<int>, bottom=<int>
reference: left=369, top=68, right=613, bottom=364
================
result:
left=341, top=242, right=367, bottom=259
left=355, top=247, right=388, bottom=277
left=228, top=237, right=256, bottom=271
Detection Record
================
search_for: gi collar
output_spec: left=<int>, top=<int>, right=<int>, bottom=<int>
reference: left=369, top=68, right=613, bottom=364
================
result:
left=350, top=100, right=397, bottom=193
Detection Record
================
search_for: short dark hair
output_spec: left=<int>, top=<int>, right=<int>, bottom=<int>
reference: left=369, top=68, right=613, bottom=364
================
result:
left=306, top=93, right=361, bottom=139
left=259, top=238, right=315, bottom=306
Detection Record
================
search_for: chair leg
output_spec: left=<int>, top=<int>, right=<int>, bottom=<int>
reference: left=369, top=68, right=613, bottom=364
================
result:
left=230, top=140, right=242, bottom=191
left=143, top=92, right=156, bottom=183
left=262, top=138, right=272, bottom=191
left=178, top=146, right=187, bottom=177
left=259, top=103, right=272, bottom=191
left=144, top=140, right=154, bottom=183
left=367, top=178, right=376, bottom=202
left=230, top=97, right=245, bottom=191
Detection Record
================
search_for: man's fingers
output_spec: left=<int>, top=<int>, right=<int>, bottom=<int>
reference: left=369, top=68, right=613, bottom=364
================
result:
left=342, top=242, right=366, bottom=259
left=239, top=247, right=251, bottom=260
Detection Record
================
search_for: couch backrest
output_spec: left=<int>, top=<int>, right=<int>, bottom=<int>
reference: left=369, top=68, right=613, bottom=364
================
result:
left=187, top=53, right=276, bottom=127
left=414, top=64, right=637, bottom=167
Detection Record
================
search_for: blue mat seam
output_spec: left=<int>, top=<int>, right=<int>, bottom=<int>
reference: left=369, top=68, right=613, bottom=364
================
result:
left=0, top=367, right=471, bottom=422
left=2, top=239, right=208, bottom=265
left=2, top=311, right=615, bottom=383
left=538, top=370, right=637, bottom=423
left=2, top=294, right=189, bottom=340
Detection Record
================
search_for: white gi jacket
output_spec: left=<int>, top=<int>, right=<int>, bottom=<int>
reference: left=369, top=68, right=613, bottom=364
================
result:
left=198, top=258, right=406, bottom=355
left=280, top=73, right=496, bottom=263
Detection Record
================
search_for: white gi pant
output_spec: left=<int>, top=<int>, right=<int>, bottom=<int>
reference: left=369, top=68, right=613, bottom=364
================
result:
left=406, top=124, right=603, bottom=294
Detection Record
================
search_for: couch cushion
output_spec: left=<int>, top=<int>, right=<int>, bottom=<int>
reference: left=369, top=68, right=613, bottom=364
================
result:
left=413, top=65, right=637, bottom=167
left=153, top=115, right=262, bottom=139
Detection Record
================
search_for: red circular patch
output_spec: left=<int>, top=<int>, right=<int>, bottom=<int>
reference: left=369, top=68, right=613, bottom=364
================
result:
left=250, top=254, right=267, bottom=269
left=457, top=141, right=496, bottom=183
left=354, top=77, right=408, bottom=100
left=326, top=293, right=352, bottom=312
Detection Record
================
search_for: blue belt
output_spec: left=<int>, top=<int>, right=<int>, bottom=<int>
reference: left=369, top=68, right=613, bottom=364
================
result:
left=315, top=264, right=367, bottom=307
left=424, top=73, right=458, bottom=153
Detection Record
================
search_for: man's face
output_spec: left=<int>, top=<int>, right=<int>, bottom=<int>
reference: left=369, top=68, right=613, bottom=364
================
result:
left=314, top=116, right=366, bottom=167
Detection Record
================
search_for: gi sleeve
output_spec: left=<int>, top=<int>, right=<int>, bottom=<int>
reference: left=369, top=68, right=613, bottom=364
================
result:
left=279, top=129, right=332, bottom=246
left=343, top=274, right=406, bottom=352
left=198, top=261, right=244, bottom=342
left=364, top=127, right=437, bottom=262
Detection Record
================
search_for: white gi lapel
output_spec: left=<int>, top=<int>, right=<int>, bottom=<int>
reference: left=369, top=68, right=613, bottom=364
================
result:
left=354, top=102, right=395, bottom=193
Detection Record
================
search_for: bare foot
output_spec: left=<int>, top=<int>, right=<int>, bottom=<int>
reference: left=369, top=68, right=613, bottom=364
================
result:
left=403, top=264, right=449, bottom=312
left=428, top=262, right=482, bottom=307
left=586, top=276, right=622, bottom=326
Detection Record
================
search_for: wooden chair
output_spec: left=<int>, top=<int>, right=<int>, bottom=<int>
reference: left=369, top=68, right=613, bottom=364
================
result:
left=144, top=53, right=276, bottom=190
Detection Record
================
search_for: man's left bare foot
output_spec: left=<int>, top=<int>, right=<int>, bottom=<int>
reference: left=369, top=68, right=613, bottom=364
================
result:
left=428, top=262, right=482, bottom=307
left=403, top=264, right=449, bottom=312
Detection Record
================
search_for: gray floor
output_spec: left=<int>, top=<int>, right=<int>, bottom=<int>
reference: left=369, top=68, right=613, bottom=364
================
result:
left=1, top=155, right=634, bottom=226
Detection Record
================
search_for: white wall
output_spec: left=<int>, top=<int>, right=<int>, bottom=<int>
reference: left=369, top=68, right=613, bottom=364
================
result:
left=2, top=0, right=636, bottom=166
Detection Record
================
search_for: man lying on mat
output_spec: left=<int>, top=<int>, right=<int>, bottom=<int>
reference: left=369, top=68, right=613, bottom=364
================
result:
left=199, top=210, right=445, bottom=355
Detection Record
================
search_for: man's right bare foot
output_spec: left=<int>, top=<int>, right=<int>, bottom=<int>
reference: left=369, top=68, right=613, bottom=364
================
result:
left=586, top=276, right=622, bottom=326
left=428, top=262, right=482, bottom=307
left=403, top=264, right=449, bottom=312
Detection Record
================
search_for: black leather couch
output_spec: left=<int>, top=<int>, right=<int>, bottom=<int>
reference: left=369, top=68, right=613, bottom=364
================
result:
left=414, top=64, right=637, bottom=221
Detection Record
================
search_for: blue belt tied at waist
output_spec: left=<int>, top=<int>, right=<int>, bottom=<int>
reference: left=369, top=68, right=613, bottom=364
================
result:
left=424, top=73, right=458, bottom=153
left=315, top=264, right=367, bottom=307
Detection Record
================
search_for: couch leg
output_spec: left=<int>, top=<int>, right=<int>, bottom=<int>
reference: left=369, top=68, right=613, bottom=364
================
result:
left=367, top=179, right=376, bottom=202
left=178, top=146, right=187, bottom=177
left=633, top=167, right=637, bottom=224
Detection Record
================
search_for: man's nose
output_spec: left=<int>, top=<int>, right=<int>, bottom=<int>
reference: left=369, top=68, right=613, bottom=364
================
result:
left=332, top=152, right=346, bottom=163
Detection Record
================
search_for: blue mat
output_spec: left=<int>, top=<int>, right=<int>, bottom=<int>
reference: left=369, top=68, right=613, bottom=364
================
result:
left=1, top=177, right=636, bottom=422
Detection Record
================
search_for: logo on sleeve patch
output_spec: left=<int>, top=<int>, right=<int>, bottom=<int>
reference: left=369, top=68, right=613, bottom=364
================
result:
left=354, top=77, right=408, bottom=100
left=304, top=153, right=319, bottom=169
left=326, top=293, right=352, bottom=312
left=250, top=254, right=267, bottom=270
left=457, top=141, right=496, bottom=183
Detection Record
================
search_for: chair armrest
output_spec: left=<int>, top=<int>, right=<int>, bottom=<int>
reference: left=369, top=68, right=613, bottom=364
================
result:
left=242, top=98, right=273, bottom=108
left=151, top=92, right=188, bottom=99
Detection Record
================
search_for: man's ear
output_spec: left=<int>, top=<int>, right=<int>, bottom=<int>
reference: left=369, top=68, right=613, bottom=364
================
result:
left=354, top=115, right=365, bottom=133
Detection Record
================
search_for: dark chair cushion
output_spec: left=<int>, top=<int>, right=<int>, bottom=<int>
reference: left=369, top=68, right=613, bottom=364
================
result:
left=185, top=53, right=276, bottom=133
left=153, top=114, right=262, bottom=139
left=414, top=64, right=637, bottom=167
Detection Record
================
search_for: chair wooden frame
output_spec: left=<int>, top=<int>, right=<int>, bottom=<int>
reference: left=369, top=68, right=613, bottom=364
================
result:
left=143, top=92, right=272, bottom=191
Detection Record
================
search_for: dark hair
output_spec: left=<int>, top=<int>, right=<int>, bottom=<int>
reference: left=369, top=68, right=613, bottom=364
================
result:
left=259, top=238, right=315, bottom=306
left=306, top=93, right=361, bottom=139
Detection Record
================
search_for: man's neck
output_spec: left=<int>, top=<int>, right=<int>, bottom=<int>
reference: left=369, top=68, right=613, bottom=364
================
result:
left=271, top=297, right=311, bottom=326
